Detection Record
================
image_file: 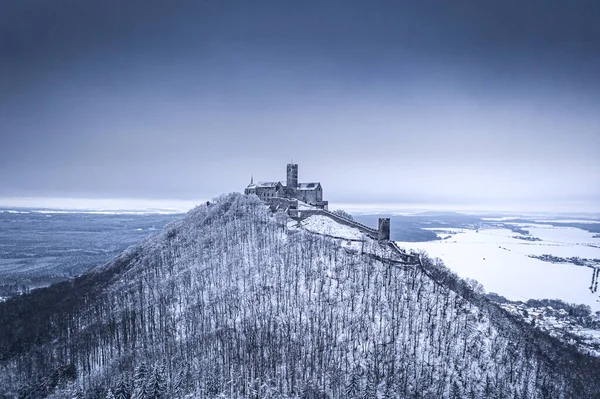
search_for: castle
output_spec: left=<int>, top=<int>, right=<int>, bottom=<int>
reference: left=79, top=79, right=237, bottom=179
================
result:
left=244, top=163, right=391, bottom=241
left=244, top=163, right=329, bottom=210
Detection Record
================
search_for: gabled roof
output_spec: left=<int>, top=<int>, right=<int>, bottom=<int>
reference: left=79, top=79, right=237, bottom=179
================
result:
left=255, top=181, right=283, bottom=188
left=297, top=182, right=321, bottom=191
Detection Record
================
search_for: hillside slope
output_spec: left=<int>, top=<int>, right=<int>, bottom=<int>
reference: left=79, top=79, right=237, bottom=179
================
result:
left=1, top=193, right=599, bottom=398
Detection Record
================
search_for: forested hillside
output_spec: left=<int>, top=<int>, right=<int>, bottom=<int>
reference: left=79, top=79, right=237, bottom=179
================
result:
left=1, top=193, right=599, bottom=398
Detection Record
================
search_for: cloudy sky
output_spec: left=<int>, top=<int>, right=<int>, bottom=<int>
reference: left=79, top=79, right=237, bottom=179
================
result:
left=1, top=1, right=599, bottom=212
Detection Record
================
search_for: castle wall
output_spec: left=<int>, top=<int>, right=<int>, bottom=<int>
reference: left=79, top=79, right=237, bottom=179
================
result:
left=296, top=186, right=322, bottom=205
left=264, top=197, right=298, bottom=212
left=291, top=209, right=379, bottom=237
left=252, top=185, right=283, bottom=200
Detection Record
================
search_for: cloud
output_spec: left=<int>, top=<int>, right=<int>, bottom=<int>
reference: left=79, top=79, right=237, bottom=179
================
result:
left=1, top=1, right=598, bottom=211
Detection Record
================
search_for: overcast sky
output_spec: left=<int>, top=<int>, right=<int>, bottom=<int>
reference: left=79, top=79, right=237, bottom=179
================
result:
left=1, top=1, right=599, bottom=212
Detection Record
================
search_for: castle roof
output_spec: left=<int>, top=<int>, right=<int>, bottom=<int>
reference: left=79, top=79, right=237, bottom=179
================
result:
left=297, top=182, right=321, bottom=191
left=254, top=181, right=283, bottom=188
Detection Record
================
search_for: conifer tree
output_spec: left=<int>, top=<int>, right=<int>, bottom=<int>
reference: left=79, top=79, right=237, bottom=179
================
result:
left=114, top=376, right=131, bottom=399
left=362, top=367, right=377, bottom=399
left=345, top=366, right=361, bottom=398
left=172, top=368, right=185, bottom=399
left=132, top=362, right=149, bottom=399
left=147, top=363, right=167, bottom=399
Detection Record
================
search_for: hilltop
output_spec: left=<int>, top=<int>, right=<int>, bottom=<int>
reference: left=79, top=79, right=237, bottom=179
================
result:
left=0, top=193, right=599, bottom=398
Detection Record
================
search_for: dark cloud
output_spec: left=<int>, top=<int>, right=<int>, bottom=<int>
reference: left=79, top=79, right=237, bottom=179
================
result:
left=1, top=1, right=599, bottom=210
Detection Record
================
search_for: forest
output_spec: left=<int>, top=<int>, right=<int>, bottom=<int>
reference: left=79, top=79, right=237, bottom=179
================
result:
left=1, top=193, right=599, bottom=398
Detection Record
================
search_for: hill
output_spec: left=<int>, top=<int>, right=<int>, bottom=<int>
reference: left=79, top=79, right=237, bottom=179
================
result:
left=1, top=193, right=599, bottom=398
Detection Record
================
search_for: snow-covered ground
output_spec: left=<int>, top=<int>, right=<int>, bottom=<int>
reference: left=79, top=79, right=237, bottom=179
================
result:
left=297, top=215, right=364, bottom=240
left=532, top=219, right=600, bottom=224
left=288, top=215, right=403, bottom=262
left=397, top=224, right=600, bottom=312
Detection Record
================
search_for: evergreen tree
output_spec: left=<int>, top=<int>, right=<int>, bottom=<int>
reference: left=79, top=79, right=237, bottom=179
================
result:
left=362, top=368, right=377, bottom=399
left=172, top=368, right=185, bottom=399
left=114, top=376, right=131, bottom=399
left=132, top=362, right=149, bottom=399
left=345, top=367, right=361, bottom=399
left=147, top=363, right=167, bottom=399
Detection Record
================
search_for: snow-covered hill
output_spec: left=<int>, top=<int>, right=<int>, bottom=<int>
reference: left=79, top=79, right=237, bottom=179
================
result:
left=1, top=193, right=599, bottom=398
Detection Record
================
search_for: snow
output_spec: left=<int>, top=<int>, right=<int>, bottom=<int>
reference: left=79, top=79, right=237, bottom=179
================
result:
left=582, top=328, right=600, bottom=339
left=423, top=227, right=470, bottom=235
left=532, top=219, right=600, bottom=224
left=511, top=223, right=600, bottom=245
left=30, top=209, right=179, bottom=215
left=397, top=226, right=600, bottom=311
left=481, top=217, right=526, bottom=221
left=301, top=215, right=363, bottom=240
left=1, top=209, right=183, bottom=215
left=295, top=200, right=317, bottom=210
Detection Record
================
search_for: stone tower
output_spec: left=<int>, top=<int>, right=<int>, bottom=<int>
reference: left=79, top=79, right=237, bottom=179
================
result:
left=286, top=163, right=298, bottom=198
left=378, top=218, right=390, bottom=241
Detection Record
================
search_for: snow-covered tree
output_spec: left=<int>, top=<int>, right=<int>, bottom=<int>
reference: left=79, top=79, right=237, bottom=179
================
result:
left=132, top=363, right=149, bottom=399
left=331, top=209, right=354, bottom=221
left=147, top=363, right=167, bottom=399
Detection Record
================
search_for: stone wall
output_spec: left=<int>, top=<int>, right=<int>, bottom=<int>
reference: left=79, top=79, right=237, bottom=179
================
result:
left=265, top=197, right=298, bottom=212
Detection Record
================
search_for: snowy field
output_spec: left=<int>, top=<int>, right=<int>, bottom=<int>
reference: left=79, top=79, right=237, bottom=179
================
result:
left=397, top=223, right=600, bottom=311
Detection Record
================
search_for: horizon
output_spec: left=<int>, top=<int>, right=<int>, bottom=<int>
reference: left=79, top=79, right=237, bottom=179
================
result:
left=1, top=195, right=599, bottom=216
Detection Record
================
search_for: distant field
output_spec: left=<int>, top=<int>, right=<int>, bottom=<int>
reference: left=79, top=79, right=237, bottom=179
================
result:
left=353, top=212, right=600, bottom=310
left=0, top=210, right=182, bottom=296
left=395, top=219, right=600, bottom=311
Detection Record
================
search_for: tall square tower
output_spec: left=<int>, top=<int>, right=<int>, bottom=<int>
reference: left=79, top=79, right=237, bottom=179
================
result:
left=378, top=218, right=390, bottom=241
left=286, top=163, right=298, bottom=198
